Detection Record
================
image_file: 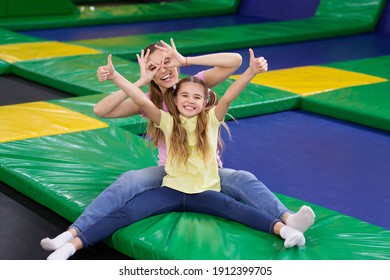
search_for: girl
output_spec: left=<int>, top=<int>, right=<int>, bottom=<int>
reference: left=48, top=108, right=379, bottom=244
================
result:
left=45, top=50, right=309, bottom=260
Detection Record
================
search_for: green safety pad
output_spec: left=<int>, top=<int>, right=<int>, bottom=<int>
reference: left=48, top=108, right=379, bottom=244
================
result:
left=49, top=94, right=148, bottom=135
left=4, top=0, right=77, bottom=18
left=301, top=56, right=390, bottom=132
left=71, top=0, right=386, bottom=60
left=0, top=0, right=239, bottom=30
left=0, top=126, right=389, bottom=260
left=0, top=59, right=10, bottom=74
left=11, top=54, right=128, bottom=96
left=0, top=28, right=45, bottom=45
left=108, top=195, right=390, bottom=260
left=0, top=127, right=158, bottom=220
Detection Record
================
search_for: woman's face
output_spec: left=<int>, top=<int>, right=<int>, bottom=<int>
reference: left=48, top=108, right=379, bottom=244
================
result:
left=148, top=49, right=179, bottom=92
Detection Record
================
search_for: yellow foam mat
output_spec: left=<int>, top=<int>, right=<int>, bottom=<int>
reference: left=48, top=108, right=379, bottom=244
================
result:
left=231, top=66, right=387, bottom=96
left=0, top=41, right=101, bottom=63
left=0, top=101, right=108, bottom=143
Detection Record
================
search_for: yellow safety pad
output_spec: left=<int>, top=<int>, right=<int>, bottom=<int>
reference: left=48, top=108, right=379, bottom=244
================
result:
left=0, top=101, right=108, bottom=143
left=0, top=41, right=101, bottom=63
left=231, top=66, right=387, bottom=96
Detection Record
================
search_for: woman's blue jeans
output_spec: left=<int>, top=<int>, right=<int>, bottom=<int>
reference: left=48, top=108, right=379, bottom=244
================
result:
left=77, top=187, right=279, bottom=246
left=71, top=166, right=289, bottom=234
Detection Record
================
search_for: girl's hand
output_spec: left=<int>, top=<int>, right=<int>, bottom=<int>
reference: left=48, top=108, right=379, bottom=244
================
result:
left=136, top=49, right=160, bottom=85
left=248, top=48, right=268, bottom=74
left=155, top=38, right=186, bottom=68
left=97, top=54, right=115, bottom=81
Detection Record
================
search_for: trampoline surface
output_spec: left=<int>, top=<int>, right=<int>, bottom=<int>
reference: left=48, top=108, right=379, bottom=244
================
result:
left=1, top=0, right=390, bottom=260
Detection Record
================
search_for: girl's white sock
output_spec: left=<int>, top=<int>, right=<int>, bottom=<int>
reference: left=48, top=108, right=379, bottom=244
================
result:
left=280, top=225, right=306, bottom=248
left=41, top=231, right=73, bottom=251
left=286, top=205, right=315, bottom=233
left=47, top=243, right=76, bottom=260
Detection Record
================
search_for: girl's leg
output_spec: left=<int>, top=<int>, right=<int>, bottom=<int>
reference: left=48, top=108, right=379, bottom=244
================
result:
left=219, top=168, right=315, bottom=232
left=41, top=166, right=166, bottom=251
left=185, top=191, right=305, bottom=247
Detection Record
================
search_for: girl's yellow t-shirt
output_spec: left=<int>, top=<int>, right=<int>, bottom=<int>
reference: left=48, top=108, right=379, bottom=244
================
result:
left=156, top=107, right=222, bottom=194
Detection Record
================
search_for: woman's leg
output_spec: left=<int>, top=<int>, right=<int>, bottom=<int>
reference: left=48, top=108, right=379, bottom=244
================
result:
left=72, top=166, right=166, bottom=233
left=47, top=187, right=182, bottom=260
left=41, top=166, right=166, bottom=251
left=219, top=168, right=288, bottom=219
left=219, top=168, right=315, bottom=232
left=77, top=187, right=181, bottom=247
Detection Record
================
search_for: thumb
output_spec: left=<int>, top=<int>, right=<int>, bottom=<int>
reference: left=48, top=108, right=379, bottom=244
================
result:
left=107, top=54, right=113, bottom=67
left=248, top=48, right=255, bottom=60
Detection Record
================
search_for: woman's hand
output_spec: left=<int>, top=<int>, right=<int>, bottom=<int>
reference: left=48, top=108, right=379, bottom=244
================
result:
left=97, top=54, right=115, bottom=81
left=136, top=49, right=160, bottom=86
left=155, top=38, right=186, bottom=68
left=248, top=48, right=268, bottom=74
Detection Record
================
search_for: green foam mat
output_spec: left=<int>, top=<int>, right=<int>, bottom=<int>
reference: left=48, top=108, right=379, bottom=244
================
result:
left=108, top=195, right=390, bottom=260
left=302, top=56, right=390, bottom=131
left=49, top=94, right=148, bottom=135
left=0, top=59, right=10, bottom=74
left=70, top=0, right=386, bottom=60
left=0, top=28, right=46, bottom=45
left=0, top=126, right=389, bottom=260
left=0, top=127, right=158, bottom=221
left=0, top=0, right=239, bottom=30
left=11, top=54, right=131, bottom=96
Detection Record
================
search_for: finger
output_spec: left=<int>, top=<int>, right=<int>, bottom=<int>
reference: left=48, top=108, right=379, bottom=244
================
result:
left=144, top=48, right=150, bottom=60
left=170, top=38, right=176, bottom=50
left=159, top=39, right=170, bottom=48
left=107, top=54, right=113, bottom=67
left=248, top=48, right=255, bottom=60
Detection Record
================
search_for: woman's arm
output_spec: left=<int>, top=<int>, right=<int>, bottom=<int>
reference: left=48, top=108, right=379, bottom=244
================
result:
left=215, top=49, right=268, bottom=121
left=156, top=38, right=242, bottom=88
left=101, top=54, right=162, bottom=125
left=94, top=49, right=158, bottom=118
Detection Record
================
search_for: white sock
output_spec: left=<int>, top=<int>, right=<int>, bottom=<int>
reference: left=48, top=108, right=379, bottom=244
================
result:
left=41, top=231, right=73, bottom=251
left=286, top=205, right=315, bottom=233
left=280, top=225, right=305, bottom=248
left=47, top=243, right=76, bottom=260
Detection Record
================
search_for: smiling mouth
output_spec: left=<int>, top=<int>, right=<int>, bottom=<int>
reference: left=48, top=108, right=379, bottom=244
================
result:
left=161, top=73, right=171, bottom=81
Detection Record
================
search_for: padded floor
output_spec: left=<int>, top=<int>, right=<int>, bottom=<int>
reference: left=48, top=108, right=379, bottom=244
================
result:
left=1, top=0, right=390, bottom=260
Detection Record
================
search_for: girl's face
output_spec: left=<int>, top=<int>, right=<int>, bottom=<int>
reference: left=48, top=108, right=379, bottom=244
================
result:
left=148, top=50, right=179, bottom=92
left=174, top=82, right=206, bottom=118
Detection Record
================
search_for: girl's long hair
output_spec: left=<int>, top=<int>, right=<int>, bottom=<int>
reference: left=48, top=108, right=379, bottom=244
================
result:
left=163, top=76, right=228, bottom=166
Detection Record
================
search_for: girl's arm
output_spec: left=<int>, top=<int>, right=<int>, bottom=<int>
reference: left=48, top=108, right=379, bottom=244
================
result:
left=94, top=50, right=159, bottom=118
left=215, top=48, right=268, bottom=121
left=157, top=38, right=242, bottom=88
left=101, top=54, right=162, bottom=125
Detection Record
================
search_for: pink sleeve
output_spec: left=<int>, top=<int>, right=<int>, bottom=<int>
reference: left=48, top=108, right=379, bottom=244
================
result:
left=194, top=71, right=205, bottom=82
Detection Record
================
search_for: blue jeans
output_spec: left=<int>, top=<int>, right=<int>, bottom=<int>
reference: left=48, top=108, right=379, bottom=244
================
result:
left=71, top=166, right=289, bottom=234
left=77, top=187, right=279, bottom=246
